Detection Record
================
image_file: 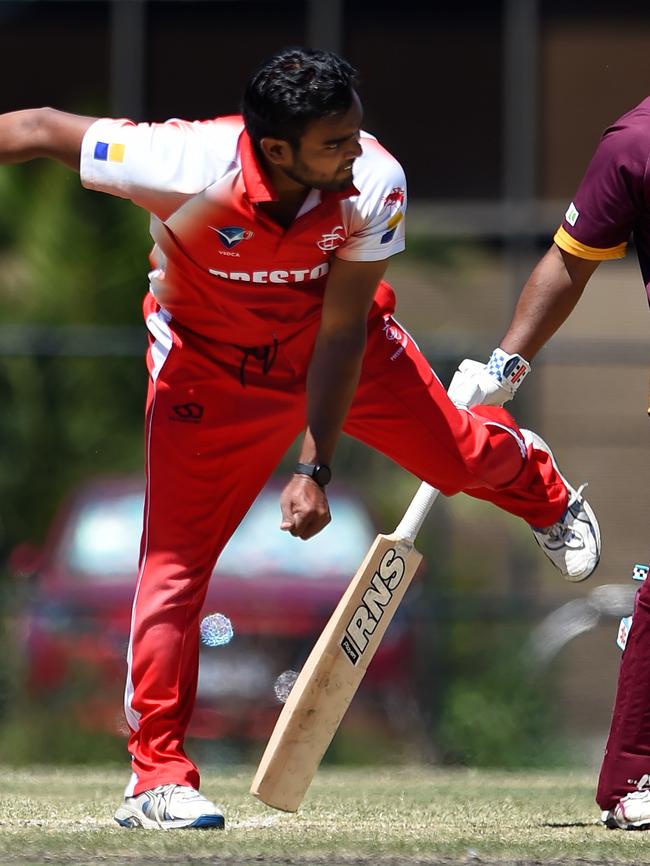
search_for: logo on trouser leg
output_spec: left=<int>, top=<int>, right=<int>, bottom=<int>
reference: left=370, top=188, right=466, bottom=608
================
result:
left=170, top=402, right=204, bottom=423
left=625, top=773, right=650, bottom=789
left=382, top=317, right=409, bottom=361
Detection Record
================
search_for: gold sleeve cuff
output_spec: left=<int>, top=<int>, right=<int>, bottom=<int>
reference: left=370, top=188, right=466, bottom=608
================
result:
left=553, top=225, right=627, bottom=261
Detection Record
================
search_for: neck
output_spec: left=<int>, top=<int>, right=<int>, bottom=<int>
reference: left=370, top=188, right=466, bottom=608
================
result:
left=255, top=160, right=310, bottom=228
left=259, top=156, right=308, bottom=203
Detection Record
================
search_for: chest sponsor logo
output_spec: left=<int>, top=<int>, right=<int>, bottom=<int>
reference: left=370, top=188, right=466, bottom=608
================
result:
left=212, top=226, right=255, bottom=250
left=340, top=548, right=406, bottom=665
left=208, top=262, right=330, bottom=284
left=317, top=225, right=346, bottom=252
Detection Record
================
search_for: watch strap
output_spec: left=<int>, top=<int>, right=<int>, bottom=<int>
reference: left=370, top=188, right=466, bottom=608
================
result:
left=294, top=462, right=332, bottom=487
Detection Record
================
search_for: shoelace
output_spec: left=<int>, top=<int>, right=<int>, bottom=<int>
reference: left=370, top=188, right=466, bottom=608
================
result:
left=568, top=482, right=588, bottom=507
left=143, top=784, right=179, bottom=824
left=144, top=784, right=201, bottom=824
left=541, top=483, right=588, bottom=549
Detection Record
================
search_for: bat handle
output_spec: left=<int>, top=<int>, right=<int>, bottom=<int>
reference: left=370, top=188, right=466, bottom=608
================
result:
left=394, top=481, right=440, bottom=543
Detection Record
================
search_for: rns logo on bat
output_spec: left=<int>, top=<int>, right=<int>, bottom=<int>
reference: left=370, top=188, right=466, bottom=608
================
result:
left=340, top=548, right=405, bottom=665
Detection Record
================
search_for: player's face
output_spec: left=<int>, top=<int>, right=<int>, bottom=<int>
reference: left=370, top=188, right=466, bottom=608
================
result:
left=283, top=91, right=363, bottom=192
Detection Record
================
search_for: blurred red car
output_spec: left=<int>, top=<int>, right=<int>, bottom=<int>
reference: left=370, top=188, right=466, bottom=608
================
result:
left=12, top=476, right=418, bottom=745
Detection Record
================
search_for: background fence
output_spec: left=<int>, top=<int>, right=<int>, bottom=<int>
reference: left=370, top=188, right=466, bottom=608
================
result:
left=0, top=0, right=649, bottom=768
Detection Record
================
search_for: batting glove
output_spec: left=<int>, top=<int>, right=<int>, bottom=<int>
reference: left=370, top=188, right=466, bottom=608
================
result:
left=448, top=348, right=531, bottom=408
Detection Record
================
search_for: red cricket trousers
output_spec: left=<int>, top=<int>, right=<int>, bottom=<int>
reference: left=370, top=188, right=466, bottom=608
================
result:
left=597, top=577, right=650, bottom=810
left=123, top=298, right=567, bottom=796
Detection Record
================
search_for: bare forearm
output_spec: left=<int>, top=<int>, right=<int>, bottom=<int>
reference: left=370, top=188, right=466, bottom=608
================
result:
left=300, top=326, right=366, bottom=465
left=0, top=108, right=94, bottom=170
left=500, top=244, right=600, bottom=360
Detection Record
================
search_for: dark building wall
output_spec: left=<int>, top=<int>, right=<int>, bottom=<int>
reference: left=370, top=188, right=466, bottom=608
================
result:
left=146, top=1, right=305, bottom=121
left=0, top=0, right=504, bottom=198
left=345, top=1, right=502, bottom=199
left=540, top=4, right=650, bottom=197
left=0, top=1, right=111, bottom=114
left=1, top=0, right=649, bottom=200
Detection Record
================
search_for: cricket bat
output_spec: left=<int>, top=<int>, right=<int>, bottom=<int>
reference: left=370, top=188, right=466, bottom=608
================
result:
left=250, top=480, right=439, bottom=812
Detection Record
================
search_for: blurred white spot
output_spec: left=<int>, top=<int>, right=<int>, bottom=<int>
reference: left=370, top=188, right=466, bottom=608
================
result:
left=200, top=613, right=234, bottom=647
left=526, top=584, right=637, bottom=667
left=274, top=669, right=298, bottom=703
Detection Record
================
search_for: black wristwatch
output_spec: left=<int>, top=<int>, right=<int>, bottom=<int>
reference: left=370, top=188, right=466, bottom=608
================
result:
left=294, top=462, right=332, bottom=488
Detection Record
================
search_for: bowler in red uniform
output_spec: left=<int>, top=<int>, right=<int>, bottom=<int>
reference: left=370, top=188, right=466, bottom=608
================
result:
left=0, top=47, right=600, bottom=829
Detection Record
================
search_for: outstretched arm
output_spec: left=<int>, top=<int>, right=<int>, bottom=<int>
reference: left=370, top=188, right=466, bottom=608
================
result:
left=448, top=243, right=601, bottom=408
left=279, top=256, right=389, bottom=540
left=0, top=108, right=96, bottom=170
left=499, top=243, right=601, bottom=360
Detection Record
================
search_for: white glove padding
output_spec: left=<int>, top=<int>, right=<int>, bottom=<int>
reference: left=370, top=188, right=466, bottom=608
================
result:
left=447, top=348, right=531, bottom=409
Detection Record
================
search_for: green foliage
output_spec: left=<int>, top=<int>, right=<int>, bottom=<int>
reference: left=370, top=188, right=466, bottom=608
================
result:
left=0, top=162, right=149, bottom=552
left=0, top=161, right=150, bottom=323
left=435, top=628, right=568, bottom=768
left=0, top=709, right=125, bottom=766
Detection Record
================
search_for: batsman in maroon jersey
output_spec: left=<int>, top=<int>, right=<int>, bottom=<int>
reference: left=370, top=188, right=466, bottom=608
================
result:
left=448, top=95, right=650, bottom=830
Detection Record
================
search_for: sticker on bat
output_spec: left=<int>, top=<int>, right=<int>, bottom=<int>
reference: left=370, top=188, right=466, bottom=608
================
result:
left=340, top=547, right=406, bottom=665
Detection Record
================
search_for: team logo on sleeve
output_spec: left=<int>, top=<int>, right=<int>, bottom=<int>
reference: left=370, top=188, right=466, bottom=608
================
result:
left=565, top=202, right=579, bottom=226
left=93, top=141, right=126, bottom=163
left=381, top=210, right=403, bottom=244
left=212, top=226, right=255, bottom=250
left=383, top=187, right=405, bottom=209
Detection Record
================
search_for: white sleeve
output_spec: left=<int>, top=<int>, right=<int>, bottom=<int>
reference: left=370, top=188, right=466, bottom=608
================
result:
left=79, top=117, right=232, bottom=220
left=335, top=142, right=407, bottom=262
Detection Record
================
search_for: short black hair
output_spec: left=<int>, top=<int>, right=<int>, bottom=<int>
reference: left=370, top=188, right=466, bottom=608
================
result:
left=242, top=46, right=358, bottom=150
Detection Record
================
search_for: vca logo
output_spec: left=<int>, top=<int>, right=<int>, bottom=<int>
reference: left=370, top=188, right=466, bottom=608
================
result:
left=211, top=226, right=255, bottom=250
left=340, top=547, right=406, bottom=665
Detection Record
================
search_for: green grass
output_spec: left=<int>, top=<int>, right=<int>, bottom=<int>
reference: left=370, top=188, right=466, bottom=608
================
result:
left=0, top=765, right=645, bottom=865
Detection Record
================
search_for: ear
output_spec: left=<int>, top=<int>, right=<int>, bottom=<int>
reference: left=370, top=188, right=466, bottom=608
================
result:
left=259, top=137, right=293, bottom=167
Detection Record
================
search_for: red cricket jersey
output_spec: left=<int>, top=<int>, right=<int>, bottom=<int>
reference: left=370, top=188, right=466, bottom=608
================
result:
left=80, top=115, right=407, bottom=345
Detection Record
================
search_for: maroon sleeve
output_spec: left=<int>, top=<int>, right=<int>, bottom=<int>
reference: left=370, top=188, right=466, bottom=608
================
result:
left=554, top=104, right=650, bottom=260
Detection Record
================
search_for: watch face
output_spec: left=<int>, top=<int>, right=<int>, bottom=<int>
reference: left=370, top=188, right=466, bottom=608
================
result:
left=315, top=464, right=332, bottom=486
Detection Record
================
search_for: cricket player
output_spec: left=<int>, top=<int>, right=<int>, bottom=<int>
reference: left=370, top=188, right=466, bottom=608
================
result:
left=0, top=47, right=600, bottom=829
left=448, top=94, right=650, bottom=830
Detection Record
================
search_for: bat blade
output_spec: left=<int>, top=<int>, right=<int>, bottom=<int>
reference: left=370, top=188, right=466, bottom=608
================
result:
left=250, top=531, right=422, bottom=812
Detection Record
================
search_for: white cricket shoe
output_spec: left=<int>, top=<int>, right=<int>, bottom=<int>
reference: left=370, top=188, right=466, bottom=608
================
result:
left=605, top=790, right=650, bottom=830
left=521, top=429, right=600, bottom=582
left=114, top=784, right=225, bottom=830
